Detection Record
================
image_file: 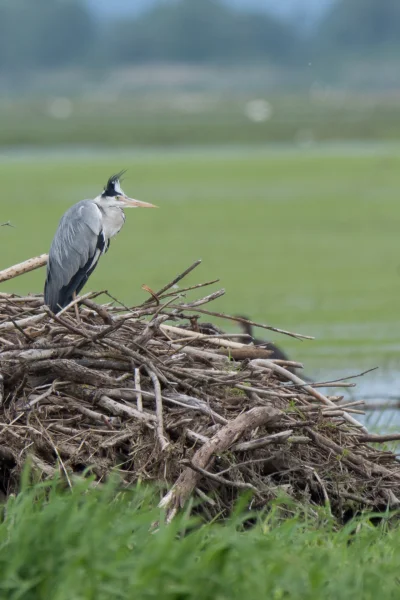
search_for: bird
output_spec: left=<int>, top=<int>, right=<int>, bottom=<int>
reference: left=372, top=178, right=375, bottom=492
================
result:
left=44, top=171, right=156, bottom=314
left=236, top=316, right=312, bottom=380
left=236, top=316, right=291, bottom=363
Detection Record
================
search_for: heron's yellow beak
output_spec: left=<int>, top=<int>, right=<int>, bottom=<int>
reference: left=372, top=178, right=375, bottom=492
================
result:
left=119, top=196, right=157, bottom=208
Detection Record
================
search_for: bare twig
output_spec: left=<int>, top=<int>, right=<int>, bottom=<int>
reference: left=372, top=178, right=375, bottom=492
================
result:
left=171, top=310, right=314, bottom=341
left=145, top=367, right=169, bottom=451
left=134, top=368, right=143, bottom=412
left=142, top=259, right=202, bottom=304
left=0, top=254, right=48, bottom=283
left=356, top=434, right=400, bottom=444
left=97, top=396, right=156, bottom=425
left=181, top=460, right=261, bottom=496
left=233, top=430, right=293, bottom=452
left=250, top=359, right=368, bottom=433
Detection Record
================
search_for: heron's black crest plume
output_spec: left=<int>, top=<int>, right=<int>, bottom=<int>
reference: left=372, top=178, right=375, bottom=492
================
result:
left=102, top=170, right=127, bottom=197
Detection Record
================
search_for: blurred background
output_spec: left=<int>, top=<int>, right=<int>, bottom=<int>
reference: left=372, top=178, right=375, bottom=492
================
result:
left=1, top=0, right=400, bottom=413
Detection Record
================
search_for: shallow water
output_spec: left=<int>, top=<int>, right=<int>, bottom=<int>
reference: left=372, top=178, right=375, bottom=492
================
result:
left=310, top=367, right=400, bottom=430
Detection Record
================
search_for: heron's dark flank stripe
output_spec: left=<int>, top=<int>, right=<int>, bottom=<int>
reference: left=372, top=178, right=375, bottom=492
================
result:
left=48, top=230, right=106, bottom=313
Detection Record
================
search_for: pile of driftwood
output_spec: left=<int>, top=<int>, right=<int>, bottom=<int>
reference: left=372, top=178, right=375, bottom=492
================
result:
left=1, top=258, right=400, bottom=522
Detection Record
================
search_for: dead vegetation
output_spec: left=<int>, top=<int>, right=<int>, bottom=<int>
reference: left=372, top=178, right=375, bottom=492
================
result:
left=0, top=258, right=400, bottom=522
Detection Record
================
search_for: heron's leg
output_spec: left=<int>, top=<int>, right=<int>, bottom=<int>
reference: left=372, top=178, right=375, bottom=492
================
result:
left=72, top=291, right=81, bottom=323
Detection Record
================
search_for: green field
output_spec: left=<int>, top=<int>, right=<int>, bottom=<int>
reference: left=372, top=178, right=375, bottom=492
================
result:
left=3, top=93, right=400, bottom=147
left=1, top=145, right=400, bottom=372
left=1, top=478, right=400, bottom=600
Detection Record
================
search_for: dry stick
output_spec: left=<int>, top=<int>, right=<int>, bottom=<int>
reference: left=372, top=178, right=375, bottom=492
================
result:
left=233, top=430, right=293, bottom=452
left=0, top=293, right=41, bottom=301
left=186, top=429, right=210, bottom=444
left=307, top=467, right=331, bottom=510
left=177, top=289, right=225, bottom=308
left=100, top=430, right=136, bottom=449
left=311, top=382, right=356, bottom=389
left=89, top=318, right=127, bottom=343
left=181, top=460, right=261, bottom=496
left=141, top=259, right=202, bottom=305
left=159, top=406, right=282, bottom=517
left=171, top=333, right=251, bottom=344
left=268, top=359, right=304, bottom=369
left=284, top=367, right=378, bottom=389
left=135, top=368, right=143, bottom=412
left=30, top=454, right=56, bottom=478
left=116, top=387, right=226, bottom=424
left=217, top=347, right=274, bottom=361
left=44, top=308, right=91, bottom=339
left=165, top=393, right=228, bottom=425
left=1, top=347, right=77, bottom=361
left=0, top=336, right=15, bottom=347
left=48, top=423, right=82, bottom=437
left=306, top=428, right=400, bottom=483
left=172, top=309, right=314, bottom=341
left=250, top=359, right=368, bottom=433
left=145, top=367, right=169, bottom=451
left=9, top=317, right=34, bottom=342
left=81, top=298, right=113, bottom=324
left=336, top=400, right=365, bottom=409
left=0, top=254, right=48, bottom=283
left=161, top=323, right=260, bottom=351
left=160, top=340, right=230, bottom=363
left=234, top=384, right=297, bottom=399
left=0, top=373, right=3, bottom=407
left=56, top=292, right=95, bottom=318
left=195, top=487, right=217, bottom=507
left=356, top=433, right=400, bottom=443
left=135, top=314, right=171, bottom=346
left=28, top=359, right=118, bottom=388
left=0, top=312, right=46, bottom=332
left=158, top=278, right=220, bottom=300
left=325, top=408, right=364, bottom=416
left=67, top=401, right=119, bottom=427
left=102, top=339, right=169, bottom=386
left=41, top=427, right=72, bottom=489
left=27, top=385, right=55, bottom=409
left=97, top=395, right=156, bottom=425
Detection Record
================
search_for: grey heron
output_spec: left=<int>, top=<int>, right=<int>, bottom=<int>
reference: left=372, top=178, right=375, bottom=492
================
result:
left=236, top=315, right=312, bottom=380
left=236, top=317, right=291, bottom=362
left=44, top=171, right=156, bottom=314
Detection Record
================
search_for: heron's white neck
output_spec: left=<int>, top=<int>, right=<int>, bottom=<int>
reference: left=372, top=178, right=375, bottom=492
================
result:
left=96, top=202, right=126, bottom=239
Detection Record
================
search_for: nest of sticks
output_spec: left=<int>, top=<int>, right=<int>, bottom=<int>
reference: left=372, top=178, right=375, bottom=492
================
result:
left=1, top=258, right=400, bottom=522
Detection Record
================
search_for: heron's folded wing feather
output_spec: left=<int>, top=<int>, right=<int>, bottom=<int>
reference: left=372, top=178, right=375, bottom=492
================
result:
left=47, top=200, right=103, bottom=289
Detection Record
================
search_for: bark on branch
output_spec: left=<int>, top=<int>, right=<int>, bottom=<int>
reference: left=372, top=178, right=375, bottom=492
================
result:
left=159, top=406, right=282, bottom=518
left=0, top=254, right=48, bottom=283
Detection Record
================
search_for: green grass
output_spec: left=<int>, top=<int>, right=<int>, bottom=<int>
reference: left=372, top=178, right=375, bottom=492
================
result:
left=1, top=478, right=400, bottom=600
left=1, top=145, right=400, bottom=370
left=3, top=93, right=400, bottom=147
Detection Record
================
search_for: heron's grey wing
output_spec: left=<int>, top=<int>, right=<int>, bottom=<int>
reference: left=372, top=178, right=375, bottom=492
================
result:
left=45, top=201, right=104, bottom=311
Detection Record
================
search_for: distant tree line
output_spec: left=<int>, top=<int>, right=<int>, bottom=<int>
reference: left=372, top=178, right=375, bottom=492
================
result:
left=0, top=0, right=399, bottom=74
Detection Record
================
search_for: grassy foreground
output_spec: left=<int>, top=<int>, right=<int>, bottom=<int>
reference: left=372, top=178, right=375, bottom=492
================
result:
left=0, top=478, right=399, bottom=600
left=1, top=145, right=400, bottom=369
